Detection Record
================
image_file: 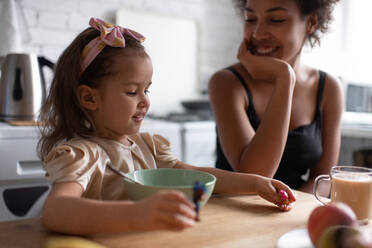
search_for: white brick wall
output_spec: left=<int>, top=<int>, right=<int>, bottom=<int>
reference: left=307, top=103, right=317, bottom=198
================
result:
left=10, top=0, right=243, bottom=112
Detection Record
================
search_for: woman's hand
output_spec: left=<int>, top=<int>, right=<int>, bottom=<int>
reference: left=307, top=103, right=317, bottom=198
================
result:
left=237, top=39, right=295, bottom=84
left=135, top=190, right=197, bottom=231
left=254, top=176, right=296, bottom=211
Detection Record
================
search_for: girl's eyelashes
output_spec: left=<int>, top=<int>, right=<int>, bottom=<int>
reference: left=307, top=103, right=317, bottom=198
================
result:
left=126, top=89, right=151, bottom=96
left=125, top=82, right=151, bottom=96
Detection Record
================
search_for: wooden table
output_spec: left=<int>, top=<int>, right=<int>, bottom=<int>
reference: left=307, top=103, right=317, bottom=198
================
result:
left=0, top=191, right=322, bottom=248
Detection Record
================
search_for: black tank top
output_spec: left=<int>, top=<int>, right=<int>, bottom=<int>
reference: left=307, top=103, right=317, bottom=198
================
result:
left=215, top=67, right=325, bottom=189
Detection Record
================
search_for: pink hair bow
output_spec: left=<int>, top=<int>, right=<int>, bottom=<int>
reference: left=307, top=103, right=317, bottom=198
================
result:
left=80, top=17, right=145, bottom=73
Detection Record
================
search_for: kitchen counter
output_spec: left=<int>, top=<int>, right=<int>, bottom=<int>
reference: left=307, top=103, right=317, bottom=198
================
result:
left=0, top=121, right=40, bottom=138
left=1, top=112, right=372, bottom=139
left=341, top=124, right=372, bottom=139
left=0, top=191, right=357, bottom=248
left=341, top=112, right=372, bottom=139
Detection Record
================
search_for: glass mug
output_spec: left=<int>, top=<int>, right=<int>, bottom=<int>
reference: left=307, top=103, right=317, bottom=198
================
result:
left=314, top=165, right=372, bottom=223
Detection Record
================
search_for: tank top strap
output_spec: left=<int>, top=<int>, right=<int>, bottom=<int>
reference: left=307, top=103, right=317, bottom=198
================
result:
left=225, top=67, right=260, bottom=130
left=316, top=70, right=326, bottom=113
left=225, top=67, right=254, bottom=107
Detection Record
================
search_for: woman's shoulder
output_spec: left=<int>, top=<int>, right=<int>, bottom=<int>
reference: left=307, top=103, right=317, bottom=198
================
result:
left=306, top=68, right=342, bottom=97
left=209, top=64, right=240, bottom=85
left=315, top=69, right=343, bottom=111
left=303, top=66, right=342, bottom=92
left=208, top=63, right=250, bottom=97
left=321, top=70, right=342, bottom=90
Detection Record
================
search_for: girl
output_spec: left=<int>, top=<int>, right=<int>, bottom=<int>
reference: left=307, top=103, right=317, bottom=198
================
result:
left=38, top=17, right=295, bottom=235
left=209, top=0, right=343, bottom=192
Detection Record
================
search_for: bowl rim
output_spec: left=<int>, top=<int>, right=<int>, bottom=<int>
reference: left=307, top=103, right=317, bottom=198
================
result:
left=124, top=168, right=216, bottom=188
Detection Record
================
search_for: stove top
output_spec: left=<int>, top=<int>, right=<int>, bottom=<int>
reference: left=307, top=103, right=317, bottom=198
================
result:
left=148, top=110, right=214, bottom=123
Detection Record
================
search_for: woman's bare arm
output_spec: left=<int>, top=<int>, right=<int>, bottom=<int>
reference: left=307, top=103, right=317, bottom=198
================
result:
left=209, top=43, right=296, bottom=177
left=300, top=73, right=343, bottom=193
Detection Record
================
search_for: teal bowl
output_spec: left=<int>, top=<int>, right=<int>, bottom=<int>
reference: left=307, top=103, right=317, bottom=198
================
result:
left=123, top=168, right=216, bottom=207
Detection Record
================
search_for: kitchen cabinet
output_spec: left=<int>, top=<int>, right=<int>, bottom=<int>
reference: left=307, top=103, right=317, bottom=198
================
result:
left=141, top=119, right=216, bottom=166
left=139, top=119, right=183, bottom=160
left=0, top=122, right=49, bottom=222
left=181, top=121, right=216, bottom=167
left=340, top=126, right=372, bottom=166
left=141, top=119, right=217, bottom=167
left=339, top=112, right=372, bottom=166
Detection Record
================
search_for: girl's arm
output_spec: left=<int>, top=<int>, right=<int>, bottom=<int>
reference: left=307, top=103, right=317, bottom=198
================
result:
left=42, top=182, right=196, bottom=235
left=300, top=74, right=343, bottom=193
left=175, top=161, right=296, bottom=210
left=208, top=41, right=296, bottom=177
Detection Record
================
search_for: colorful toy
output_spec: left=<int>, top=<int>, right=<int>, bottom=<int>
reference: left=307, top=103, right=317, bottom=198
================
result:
left=279, top=190, right=289, bottom=205
left=193, top=181, right=206, bottom=221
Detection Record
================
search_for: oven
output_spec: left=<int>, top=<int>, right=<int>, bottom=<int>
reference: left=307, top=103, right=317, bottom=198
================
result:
left=0, top=122, right=49, bottom=221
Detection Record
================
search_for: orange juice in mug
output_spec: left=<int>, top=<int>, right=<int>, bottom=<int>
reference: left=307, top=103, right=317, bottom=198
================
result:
left=314, top=166, right=372, bottom=223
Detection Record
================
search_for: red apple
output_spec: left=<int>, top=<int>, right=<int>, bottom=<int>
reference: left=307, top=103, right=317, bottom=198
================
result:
left=316, top=225, right=372, bottom=248
left=307, top=202, right=357, bottom=245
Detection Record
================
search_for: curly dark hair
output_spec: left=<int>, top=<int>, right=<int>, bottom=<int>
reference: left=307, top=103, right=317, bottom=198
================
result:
left=233, top=0, right=340, bottom=47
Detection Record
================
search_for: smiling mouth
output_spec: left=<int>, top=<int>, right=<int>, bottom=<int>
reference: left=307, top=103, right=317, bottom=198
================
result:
left=132, top=113, right=146, bottom=122
left=249, top=45, right=280, bottom=57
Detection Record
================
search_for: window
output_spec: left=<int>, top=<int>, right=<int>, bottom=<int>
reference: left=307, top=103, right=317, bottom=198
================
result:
left=302, top=0, right=372, bottom=85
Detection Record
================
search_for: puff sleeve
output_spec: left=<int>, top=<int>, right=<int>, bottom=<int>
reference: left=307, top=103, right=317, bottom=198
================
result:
left=43, top=139, right=106, bottom=190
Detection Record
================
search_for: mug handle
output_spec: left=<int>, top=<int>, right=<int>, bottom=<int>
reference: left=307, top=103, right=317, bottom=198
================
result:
left=313, top=175, right=331, bottom=205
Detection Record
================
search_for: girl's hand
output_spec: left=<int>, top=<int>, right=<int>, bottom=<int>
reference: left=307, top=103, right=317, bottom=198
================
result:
left=135, top=190, right=197, bottom=231
left=237, top=39, right=295, bottom=84
left=255, top=176, right=296, bottom=211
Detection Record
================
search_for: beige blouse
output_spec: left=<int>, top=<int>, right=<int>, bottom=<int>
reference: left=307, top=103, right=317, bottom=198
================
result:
left=43, top=133, right=178, bottom=200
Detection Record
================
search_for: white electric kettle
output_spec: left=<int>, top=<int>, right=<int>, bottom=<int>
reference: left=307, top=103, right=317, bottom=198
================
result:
left=0, top=53, right=54, bottom=121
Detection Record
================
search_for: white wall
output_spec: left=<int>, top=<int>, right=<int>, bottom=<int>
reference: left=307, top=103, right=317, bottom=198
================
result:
left=6, top=0, right=243, bottom=114
left=4, top=0, right=370, bottom=114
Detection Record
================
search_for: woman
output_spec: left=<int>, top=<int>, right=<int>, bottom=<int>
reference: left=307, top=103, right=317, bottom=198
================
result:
left=208, top=0, right=343, bottom=192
